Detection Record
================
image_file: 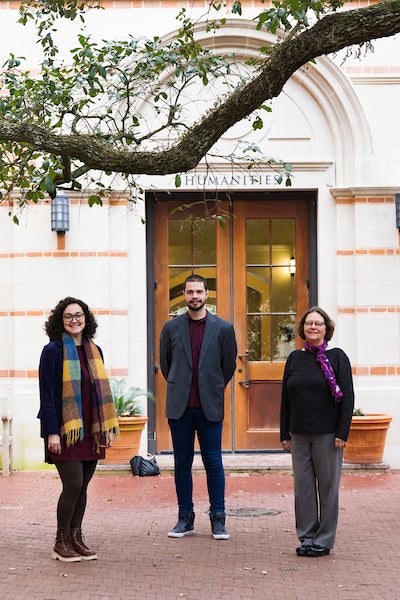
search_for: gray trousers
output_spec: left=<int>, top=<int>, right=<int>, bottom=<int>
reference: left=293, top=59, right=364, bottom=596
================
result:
left=291, top=433, right=343, bottom=549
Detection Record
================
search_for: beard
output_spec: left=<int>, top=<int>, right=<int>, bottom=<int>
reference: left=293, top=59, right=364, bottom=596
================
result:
left=187, top=299, right=206, bottom=312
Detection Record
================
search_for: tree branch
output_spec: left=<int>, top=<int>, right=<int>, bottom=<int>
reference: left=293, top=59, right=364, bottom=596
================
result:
left=0, top=0, right=399, bottom=177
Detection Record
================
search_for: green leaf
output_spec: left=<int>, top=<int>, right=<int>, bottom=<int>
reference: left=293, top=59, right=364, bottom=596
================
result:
left=44, top=175, right=55, bottom=195
left=88, top=194, right=103, bottom=206
left=217, top=215, right=227, bottom=229
left=175, top=174, right=182, bottom=188
left=232, top=1, right=242, bottom=15
left=252, top=116, right=263, bottom=130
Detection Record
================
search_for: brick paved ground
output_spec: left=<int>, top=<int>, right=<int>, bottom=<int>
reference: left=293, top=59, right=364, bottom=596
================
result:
left=0, top=468, right=399, bottom=600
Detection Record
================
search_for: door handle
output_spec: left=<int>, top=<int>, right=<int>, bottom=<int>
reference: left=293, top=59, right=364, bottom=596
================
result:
left=238, top=350, right=249, bottom=389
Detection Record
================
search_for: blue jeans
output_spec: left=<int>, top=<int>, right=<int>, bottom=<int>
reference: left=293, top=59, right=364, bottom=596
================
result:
left=168, top=407, right=225, bottom=515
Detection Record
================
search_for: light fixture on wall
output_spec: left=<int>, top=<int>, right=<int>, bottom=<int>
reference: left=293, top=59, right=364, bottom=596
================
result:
left=289, top=256, right=296, bottom=277
left=396, top=193, right=400, bottom=230
left=51, top=190, right=70, bottom=232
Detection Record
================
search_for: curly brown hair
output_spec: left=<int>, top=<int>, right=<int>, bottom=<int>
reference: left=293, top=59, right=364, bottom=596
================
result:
left=297, top=306, right=335, bottom=342
left=44, top=297, right=97, bottom=341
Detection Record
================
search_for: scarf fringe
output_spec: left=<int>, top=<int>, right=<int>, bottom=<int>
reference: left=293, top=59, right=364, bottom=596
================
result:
left=92, top=426, right=120, bottom=453
left=64, top=427, right=84, bottom=447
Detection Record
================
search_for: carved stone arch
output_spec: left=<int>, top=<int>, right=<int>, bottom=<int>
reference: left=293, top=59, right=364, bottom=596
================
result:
left=189, top=18, right=373, bottom=187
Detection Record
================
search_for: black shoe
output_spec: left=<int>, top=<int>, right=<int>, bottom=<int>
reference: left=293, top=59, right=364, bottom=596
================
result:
left=168, top=512, right=195, bottom=538
left=296, top=544, right=312, bottom=557
left=308, top=544, right=330, bottom=557
left=210, top=512, right=230, bottom=540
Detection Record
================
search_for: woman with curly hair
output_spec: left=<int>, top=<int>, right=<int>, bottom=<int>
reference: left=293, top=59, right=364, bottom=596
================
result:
left=38, top=297, right=119, bottom=562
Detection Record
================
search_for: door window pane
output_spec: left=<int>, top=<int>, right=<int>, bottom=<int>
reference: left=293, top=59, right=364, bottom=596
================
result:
left=168, top=219, right=216, bottom=266
left=168, top=216, right=217, bottom=317
left=273, top=314, right=296, bottom=360
left=169, top=220, right=191, bottom=265
left=248, top=315, right=271, bottom=361
left=271, top=219, right=295, bottom=264
left=193, top=220, right=216, bottom=264
left=246, top=219, right=270, bottom=263
left=246, top=218, right=296, bottom=362
left=271, top=266, right=296, bottom=313
left=247, top=267, right=270, bottom=313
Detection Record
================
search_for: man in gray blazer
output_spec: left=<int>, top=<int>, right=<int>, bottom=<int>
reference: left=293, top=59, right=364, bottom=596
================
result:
left=160, top=274, right=237, bottom=540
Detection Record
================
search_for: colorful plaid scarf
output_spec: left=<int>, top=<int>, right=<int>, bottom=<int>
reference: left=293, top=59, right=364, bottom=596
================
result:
left=304, top=340, right=344, bottom=403
left=61, top=333, right=119, bottom=452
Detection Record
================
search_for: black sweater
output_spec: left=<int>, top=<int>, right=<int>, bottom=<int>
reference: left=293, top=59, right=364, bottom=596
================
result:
left=280, top=347, right=354, bottom=442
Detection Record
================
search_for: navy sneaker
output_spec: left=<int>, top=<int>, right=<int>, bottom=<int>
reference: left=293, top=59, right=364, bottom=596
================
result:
left=168, top=512, right=195, bottom=538
left=210, top=512, right=230, bottom=540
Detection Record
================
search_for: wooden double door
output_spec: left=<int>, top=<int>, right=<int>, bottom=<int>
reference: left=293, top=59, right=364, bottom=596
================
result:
left=151, top=191, right=312, bottom=452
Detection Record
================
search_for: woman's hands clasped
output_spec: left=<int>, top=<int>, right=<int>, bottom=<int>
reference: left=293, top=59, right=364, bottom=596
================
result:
left=281, top=438, right=346, bottom=452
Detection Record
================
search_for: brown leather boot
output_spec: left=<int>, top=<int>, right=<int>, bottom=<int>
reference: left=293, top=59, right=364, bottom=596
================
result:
left=70, top=527, right=97, bottom=560
left=52, top=530, right=81, bottom=562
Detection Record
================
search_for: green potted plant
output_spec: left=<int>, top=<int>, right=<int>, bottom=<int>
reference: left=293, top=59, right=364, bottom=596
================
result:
left=111, top=378, right=154, bottom=417
left=102, top=378, right=154, bottom=465
left=343, top=408, right=392, bottom=464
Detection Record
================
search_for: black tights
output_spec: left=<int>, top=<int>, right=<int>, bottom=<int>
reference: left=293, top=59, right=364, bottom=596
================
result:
left=55, top=461, right=97, bottom=531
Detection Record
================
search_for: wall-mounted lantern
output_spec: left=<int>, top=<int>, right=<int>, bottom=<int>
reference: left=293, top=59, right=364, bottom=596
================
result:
left=289, top=256, right=296, bottom=277
left=51, top=190, right=70, bottom=232
left=396, top=193, right=400, bottom=230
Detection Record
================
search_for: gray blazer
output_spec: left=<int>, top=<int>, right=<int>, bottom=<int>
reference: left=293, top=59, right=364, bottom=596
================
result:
left=160, top=311, right=237, bottom=421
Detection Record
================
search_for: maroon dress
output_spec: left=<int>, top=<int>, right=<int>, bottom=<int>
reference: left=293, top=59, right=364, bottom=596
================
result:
left=47, top=345, right=106, bottom=463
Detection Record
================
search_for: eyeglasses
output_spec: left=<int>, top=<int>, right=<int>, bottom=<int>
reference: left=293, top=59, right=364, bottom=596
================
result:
left=63, top=312, right=84, bottom=322
left=304, top=320, right=326, bottom=328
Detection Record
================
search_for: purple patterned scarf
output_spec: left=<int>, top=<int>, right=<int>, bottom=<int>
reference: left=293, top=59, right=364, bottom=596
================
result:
left=304, top=340, right=343, bottom=402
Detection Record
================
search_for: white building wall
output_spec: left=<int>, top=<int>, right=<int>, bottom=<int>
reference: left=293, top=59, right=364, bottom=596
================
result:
left=0, top=2, right=399, bottom=468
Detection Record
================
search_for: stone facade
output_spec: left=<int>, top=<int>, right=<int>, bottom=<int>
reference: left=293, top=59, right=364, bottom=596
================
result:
left=1, top=1, right=399, bottom=468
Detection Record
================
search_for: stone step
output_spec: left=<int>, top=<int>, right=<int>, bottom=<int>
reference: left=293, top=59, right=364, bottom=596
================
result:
left=97, top=452, right=390, bottom=473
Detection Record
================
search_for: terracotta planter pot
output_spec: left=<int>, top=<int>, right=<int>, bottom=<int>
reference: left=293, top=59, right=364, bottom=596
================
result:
left=101, top=415, right=148, bottom=465
left=343, top=413, right=392, bottom=464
